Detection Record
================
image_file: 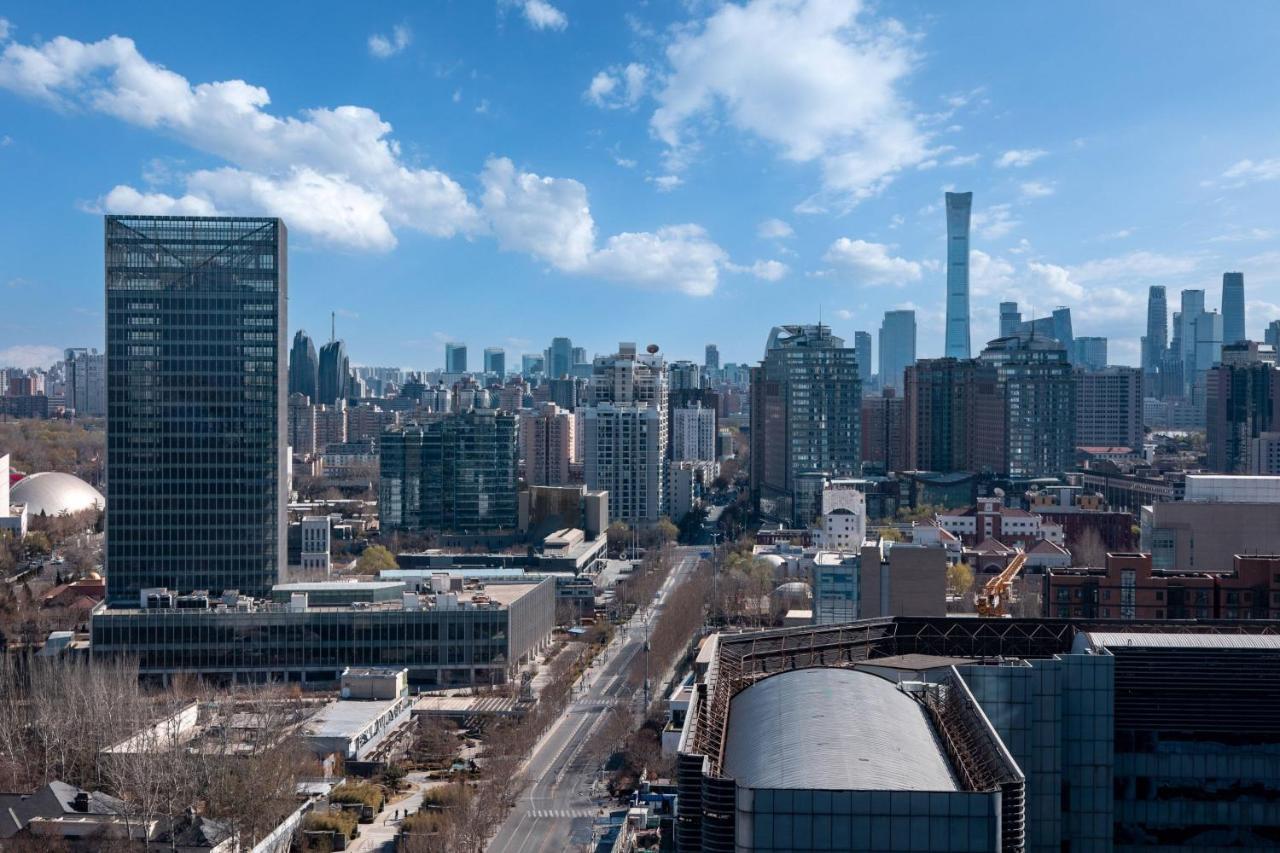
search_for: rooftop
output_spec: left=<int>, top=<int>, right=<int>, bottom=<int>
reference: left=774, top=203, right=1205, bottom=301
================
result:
left=304, top=697, right=406, bottom=741
left=722, top=668, right=958, bottom=792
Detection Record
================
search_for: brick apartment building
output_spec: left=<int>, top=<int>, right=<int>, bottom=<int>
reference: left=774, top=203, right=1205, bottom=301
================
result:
left=1044, top=552, right=1280, bottom=621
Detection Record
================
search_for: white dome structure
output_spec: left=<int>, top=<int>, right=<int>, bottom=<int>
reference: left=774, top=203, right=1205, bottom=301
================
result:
left=10, top=473, right=104, bottom=517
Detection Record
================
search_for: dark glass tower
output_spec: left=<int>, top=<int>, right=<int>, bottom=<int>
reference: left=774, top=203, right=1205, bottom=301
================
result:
left=380, top=411, right=519, bottom=532
left=944, top=191, right=973, bottom=359
left=105, top=215, right=287, bottom=604
left=1143, top=285, right=1168, bottom=376
left=750, top=324, right=862, bottom=524
left=317, top=339, right=349, bottom=405
left=1222, top=272, right=1246, bottom=345
left=289, top=329, right=318, bottom=400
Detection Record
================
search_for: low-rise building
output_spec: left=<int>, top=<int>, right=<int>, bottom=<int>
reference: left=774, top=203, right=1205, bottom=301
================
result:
left=90, top=578, right=555, bottom=688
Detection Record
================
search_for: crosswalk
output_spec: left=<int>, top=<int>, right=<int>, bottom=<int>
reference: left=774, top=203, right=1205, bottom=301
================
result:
left=527, top=808, right=598, bottom=820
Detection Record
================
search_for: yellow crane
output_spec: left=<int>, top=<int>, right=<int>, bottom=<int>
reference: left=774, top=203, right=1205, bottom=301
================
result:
left=974, top=551, right=1028, bottom=618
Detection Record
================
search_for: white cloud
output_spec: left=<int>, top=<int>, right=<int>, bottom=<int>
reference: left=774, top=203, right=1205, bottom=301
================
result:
left=0, top=345, right=63, bottom=369
left=995, top=148, right=1047, bottom=168
left=823, top=238, right=922, bottom=285
left=727, top=259, right=788, bottom=281
left=0, top=31, right=482, bottom=250
left=585, top=63, right=648, bottom=109
left=834, top=308, right=854, bottom=321
left=0, top=18, right=10, bottom=42
left=971, top=204, right=1019, bottom=239
left=1019, top=180, right=1054, bottom=199
left=1069, top=251, right=1200, bottom=284
left=479, top=157, right=729, bottom=296
left=99, top=184, right=219, bottom=217
left=648, top=174, right=683, bottom=192
left=368, top=25, right=412, bottom=59
left=650, top=0, right=931, bottom=204
left=1209, top=227, right=1277, bottom=243
left=1026, top=261, right=1084, bottom=301
left=1220, top=157, right=1280, bottom=185
left=507, top=0, right=568, bottom=31
left=968, top=249, right=1015, bottom=297
left=946, top=153, right=980, bottom=167
left=612, top=154, right=637, bottom=169
left=757, top=218, right=794, bottom=240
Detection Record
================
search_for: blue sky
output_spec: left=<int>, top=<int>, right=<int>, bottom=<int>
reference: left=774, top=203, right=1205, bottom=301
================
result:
left=2, top=0, right=1279, bottom=372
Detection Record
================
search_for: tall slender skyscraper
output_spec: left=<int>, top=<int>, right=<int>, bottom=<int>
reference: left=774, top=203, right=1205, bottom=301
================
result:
left=1143, top=286, right=1168, bottom=376
left=1222, top=272, right=1246, bottom=345
left=878, top=310, right=917, bottom=392
left=944, top=191, right=973, bottom=359
left=289, top=330, right=318, bottom=400
left=853, top=331, right=873, bottom=385
left=317, top=339, right=349, bottom=404
left=105, top=216, right=287, bottom=604
left=705, top=344, right=720, bottom=372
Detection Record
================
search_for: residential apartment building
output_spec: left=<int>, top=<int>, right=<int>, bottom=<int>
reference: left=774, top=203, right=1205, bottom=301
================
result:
left=1075, top=366, right=1143, bottom=451
left=520, top=402, right=575, bottom=486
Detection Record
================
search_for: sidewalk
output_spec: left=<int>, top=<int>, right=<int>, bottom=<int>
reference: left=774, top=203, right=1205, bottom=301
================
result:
left=343, top=771, right=432, bottom=853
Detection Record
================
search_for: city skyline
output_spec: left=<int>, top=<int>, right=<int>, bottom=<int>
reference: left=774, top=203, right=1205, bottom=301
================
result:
left=2, top=2, right=1280, bottom=370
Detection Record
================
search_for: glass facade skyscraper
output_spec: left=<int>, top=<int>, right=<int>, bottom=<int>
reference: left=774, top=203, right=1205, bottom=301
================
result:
left=1143, top=285, right=1168, bottom=376
left=104, top=215, right=287, bottom=604
left=483, top=346, right=505, bottom=377
left=944, top=191, right=973, bottom=359
left=445, top=342, right=467, bottom=373
left=288, top=329, right=318, bottom=400
left=978, top=333, right=1076, bottom=478
left=877, top=309, right=916, bottom=392
left=750, top=324, right=862, bottom=524
left=1222, top=271, right=1246, bottom=345
left=317, top=338, right=349, bottom=405
left=380, top=411, right=519, bottom=533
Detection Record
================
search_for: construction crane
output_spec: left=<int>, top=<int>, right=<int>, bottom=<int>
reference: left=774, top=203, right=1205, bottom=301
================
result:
left=975, top=551, right=1028, bottom=618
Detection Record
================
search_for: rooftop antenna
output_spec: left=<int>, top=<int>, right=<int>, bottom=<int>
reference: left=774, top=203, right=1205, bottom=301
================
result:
left=331, top=311, right=336, bottom=344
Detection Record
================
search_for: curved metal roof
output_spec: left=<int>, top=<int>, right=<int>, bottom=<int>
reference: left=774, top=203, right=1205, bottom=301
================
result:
left=722, top=668, right=958, bottom=792
left=9, top=472, right=104, bottom=517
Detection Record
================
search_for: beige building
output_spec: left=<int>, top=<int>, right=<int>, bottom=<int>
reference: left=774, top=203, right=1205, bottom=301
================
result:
left=858, top=541, right=947, bottom=618
left=520, top=403, right=575, bottom=486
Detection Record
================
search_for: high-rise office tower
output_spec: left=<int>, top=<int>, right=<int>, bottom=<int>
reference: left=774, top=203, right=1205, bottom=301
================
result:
left=1051, top=307, right=1074, bottom=359
left=750, top=325, right=861, bottom=524
left=944, top=191, right=973, bottom=359
left=853, top=331, right=873, bottom=385
left=520, top=403, right=575, bottom=486
left=64, top=347, right=106, bottom=417
left=104, top=215, right=287, bottom=604
left=445, top=342, right=467, bottom=374
left=379, top=411, right=518, bottom=532
left=1178, top=289, right=1206, bottom=383
left=877, top=309, right=916, bottom=392
left=1073, top=337, right=1108, bottom=372
left=903, top=358, right=985, bottom=473
left=1267, top=320, right=1280, bottom=352
left=317, top=339, right=350, bottom=405
left=1076, top=366, right=1143, bottom=450
left=1144, top=286, right=1168, bottom=376
left=976, top=333, right=1076, bottom=478
left=548, top=337, right=573, bottom=379
left=999, top=302, right=1022, bottom=338
left=521, top=354, right=545, bottom=377
left=484, top=347, right=505, bottom=378
left=669, top=360, right=703, bottom=391
left=1206, top=343, right=1280, bottom=473
left=1222, top=272, right=1246, bottom=345
left=571, top=346, right=587, bottom=368
left=705, top=344, right=720, bottom=372
left=289, top=330, right=318, bottom=400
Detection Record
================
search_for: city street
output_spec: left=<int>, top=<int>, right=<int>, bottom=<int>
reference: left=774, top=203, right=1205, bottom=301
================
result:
left=486, top=547, right=702, bottom=853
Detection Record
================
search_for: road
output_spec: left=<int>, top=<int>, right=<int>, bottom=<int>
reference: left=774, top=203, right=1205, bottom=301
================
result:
left=487, top=547, right=702, bottom=853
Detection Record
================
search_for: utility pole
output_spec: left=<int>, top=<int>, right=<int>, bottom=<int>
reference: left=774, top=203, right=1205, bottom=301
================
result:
left=710, top=531, right=721, bottom=626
